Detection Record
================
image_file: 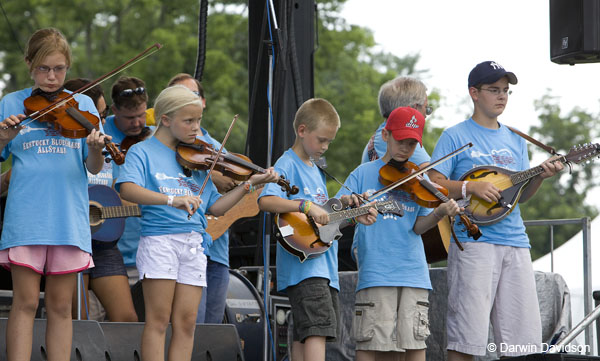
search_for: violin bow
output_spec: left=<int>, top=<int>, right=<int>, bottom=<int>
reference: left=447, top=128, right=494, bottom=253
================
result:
left=367, top=142, right=473, bottom=201
left=187, top=114, right=238, bottom=220
left=6, top=43, right=162, bottom=129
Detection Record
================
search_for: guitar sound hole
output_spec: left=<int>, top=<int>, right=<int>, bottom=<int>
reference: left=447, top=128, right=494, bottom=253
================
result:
left=89, top=205, right=102, bottom=226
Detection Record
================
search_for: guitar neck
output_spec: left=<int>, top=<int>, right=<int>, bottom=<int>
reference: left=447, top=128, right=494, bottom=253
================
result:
left=510, top=156, right=565, bottom=184
left=101, top=205, right=141, bottom=219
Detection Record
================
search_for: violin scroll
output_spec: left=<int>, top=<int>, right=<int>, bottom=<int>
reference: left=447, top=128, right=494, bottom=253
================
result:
left=457, top=215, right=481, bottom=240
left=278, top=176, right=299, bottom=196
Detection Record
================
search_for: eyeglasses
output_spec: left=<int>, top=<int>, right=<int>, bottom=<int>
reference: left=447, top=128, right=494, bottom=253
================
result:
left=99, top=108, right=109, bottom=119
left=118, top=87, right=146, bottom=97
left=479, top=87, right=512, bottom=96
left=414, top=104, right=434, bottom=116
left=35, top=65, right=68, bottom=74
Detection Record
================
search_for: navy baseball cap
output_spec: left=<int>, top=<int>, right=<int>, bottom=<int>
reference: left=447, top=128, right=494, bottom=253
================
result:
left=468, top=61, right=518, bottom=88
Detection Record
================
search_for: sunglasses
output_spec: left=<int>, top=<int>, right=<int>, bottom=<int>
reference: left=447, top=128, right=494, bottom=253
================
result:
left=118, top=87, right=146, bottom=97
left=99, top=108, right=109, bottom=119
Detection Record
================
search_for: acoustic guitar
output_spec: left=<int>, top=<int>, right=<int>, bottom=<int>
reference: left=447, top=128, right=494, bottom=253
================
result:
left=88, top=184, right=141, bottom=242
left=459, top=143, right=600, bottom=225
left=275, top=198, right=403, bottom=262
left=206, top=188, right=263, bottom=240
left=421, top=216, right=452, bottom=264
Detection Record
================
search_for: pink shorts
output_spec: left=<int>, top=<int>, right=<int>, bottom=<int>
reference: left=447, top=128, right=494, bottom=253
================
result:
left=0, top=245, right=94, bottom=275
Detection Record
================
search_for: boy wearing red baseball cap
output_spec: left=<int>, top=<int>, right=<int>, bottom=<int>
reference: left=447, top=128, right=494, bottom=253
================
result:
left=337, top=106, right=460, bottom=361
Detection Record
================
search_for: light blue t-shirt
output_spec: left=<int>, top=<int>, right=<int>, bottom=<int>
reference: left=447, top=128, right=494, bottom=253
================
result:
left=0, top=88, right=99, bottom=253
left=199, top=128, right=230, bottom=267
left=336, top=159, right=432, bottom=291
left=431, top=118, right=530, bottom=248
left=88, top=161, right=112, bottom=186
left=259, top=149, right=338, bottom=292
left=115, top=136, right=221, bottom=236
left=362, top=120, right=431, bottom=165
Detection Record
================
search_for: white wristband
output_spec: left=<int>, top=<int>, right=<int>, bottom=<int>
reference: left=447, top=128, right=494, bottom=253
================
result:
left=167, top=195, right=174, bottom=207
left=461, top=181, right=469, bottom=199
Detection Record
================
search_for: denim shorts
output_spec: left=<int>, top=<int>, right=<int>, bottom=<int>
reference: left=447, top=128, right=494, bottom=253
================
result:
left=287, top=277, right=339, bottom=342
left=83, top=240, right=127, bottom=278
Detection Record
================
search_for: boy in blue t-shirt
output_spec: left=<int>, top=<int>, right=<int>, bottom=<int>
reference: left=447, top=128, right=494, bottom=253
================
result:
left=429, top=61, right=564, bottom=360
left=337, top=106, right=460, bottom=361
left=258, top=98, right=377, bottom=361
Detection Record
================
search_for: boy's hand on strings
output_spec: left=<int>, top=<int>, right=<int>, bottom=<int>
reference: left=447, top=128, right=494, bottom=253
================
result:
left=172, top=195, right=203, bottom=216
left=307, top=204, right=329, bottom=225
left=356, top=203, right=378, bottom=225
left=0, top=114, right=25, bottom=142
left=248, top=167, right=279, bottom=186
left=340, top=193, right=377, bottom=226
left=539, top=155, right=564, bottom=179
left=468, top=181, right=501, bottom=203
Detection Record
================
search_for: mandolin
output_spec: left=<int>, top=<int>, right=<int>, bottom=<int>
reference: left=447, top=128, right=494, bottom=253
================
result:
left=89, top=184, right=141, bottom=242
left=459, top=143, right=600, bottom=225
left=275, top=198, right=403, bottom=262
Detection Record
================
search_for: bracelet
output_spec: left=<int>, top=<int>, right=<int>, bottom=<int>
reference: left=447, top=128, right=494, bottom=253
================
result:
left=298, top=200, right=312, bottom=214
left=461, top=181, right=469, bottom=199
left=243, top=181, right=256, bottom=193
left=167, top=195, right=174, bottom=207
left=349, top=217, right=358, bottom=225
left=432, top=208, right=443, bottom=220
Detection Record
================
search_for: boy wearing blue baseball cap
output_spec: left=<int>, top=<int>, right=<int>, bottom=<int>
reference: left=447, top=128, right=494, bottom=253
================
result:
left=428, top=61, right=564, bottom=360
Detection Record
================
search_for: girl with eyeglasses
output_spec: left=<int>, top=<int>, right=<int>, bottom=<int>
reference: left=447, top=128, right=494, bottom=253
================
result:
left=0, top=28, right=107, bottom=361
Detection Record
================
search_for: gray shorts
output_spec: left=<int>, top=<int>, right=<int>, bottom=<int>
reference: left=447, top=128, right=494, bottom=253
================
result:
left=353, top=286, right=430, bottom=351
left=287, top=277, right=340, bottom=342
left=446, top=242, right=542, bottom=357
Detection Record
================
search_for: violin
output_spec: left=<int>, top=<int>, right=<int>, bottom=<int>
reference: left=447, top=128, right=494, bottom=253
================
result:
left=120, top=126, right=153, bottom=155
left=176, top=138, right=299, bottom=196
left=23, top=90, right=125, bottom=165
left=379, top=159, right=481, bottom=240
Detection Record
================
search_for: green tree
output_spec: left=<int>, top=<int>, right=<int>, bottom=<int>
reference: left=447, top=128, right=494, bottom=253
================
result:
left=521, top=93, right=600, bottom=260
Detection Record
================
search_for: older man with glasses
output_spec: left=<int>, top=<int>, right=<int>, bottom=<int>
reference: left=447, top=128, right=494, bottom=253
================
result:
left=362, top=76, right=433, bottom=167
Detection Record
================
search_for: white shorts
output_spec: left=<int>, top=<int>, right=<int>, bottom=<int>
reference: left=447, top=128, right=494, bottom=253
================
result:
left=354, top=286, right=430, bottom=352
left=446, top=242, right=542, bottom=357
left=136, top=231, right=207, bottom=287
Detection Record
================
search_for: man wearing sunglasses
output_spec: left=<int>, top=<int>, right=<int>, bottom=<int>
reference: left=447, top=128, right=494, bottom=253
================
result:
left=103, top=76, right=152, bottom=286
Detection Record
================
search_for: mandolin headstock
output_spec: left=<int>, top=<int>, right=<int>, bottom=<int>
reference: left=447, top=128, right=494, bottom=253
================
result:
left=565, top=143, right=600, bottom=166
left=375, top=200, right=404, bottom=217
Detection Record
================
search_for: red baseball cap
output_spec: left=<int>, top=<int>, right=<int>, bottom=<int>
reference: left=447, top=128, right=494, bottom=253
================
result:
left=384, top=107, right=425, bottom=145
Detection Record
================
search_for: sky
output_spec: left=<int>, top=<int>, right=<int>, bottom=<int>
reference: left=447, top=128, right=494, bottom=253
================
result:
left=341, top=0, right=600, bottom=132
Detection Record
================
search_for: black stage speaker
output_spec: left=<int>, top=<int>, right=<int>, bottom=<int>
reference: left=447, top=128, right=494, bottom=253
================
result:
left=0, top=319, right=110, bottom=361
left=550, top=0, right=600, bottom=64
left=101, top=322, right=244, bottom=361
left=500, top=354, right=600, bottom=360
